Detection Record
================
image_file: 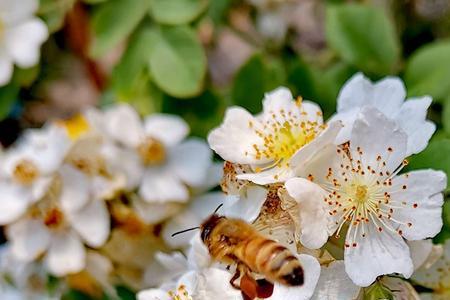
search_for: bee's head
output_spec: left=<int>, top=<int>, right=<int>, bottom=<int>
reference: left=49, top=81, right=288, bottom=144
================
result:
left=200, top=214, right=224, bottom=244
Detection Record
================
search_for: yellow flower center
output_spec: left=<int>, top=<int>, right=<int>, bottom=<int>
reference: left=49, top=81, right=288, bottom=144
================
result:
left=12, top=159, right=40, bottom=185
left=0, top=18, right=4, bottom=41
left=137, top=137, right=166, bottom=166
left=168, top=285, right=193, bottom=300
left=58, top=114, right=90, bottom=140
left=354, top=184, right=368, bottom=203
left=67, top=271, right=102, bottom=299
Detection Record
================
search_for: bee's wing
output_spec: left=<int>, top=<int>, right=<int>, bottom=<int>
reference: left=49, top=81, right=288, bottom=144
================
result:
left=252, top=196, right=298, bottom=252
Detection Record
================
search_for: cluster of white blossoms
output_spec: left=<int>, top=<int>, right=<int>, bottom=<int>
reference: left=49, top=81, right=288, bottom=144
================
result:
left=0, top=73, right=448, bottom=300
left=138, top=73, right=447, bottom=300
left=0, top=103, right=219, bottom=298
left=0, top=0, right=48, bottom=86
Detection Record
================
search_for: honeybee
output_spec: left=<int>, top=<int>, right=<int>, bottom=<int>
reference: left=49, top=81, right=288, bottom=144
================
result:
left=199, top=211, right=304, bottom=300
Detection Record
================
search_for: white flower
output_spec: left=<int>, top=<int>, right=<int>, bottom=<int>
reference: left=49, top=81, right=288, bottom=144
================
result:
left=412, top=239, right=450, bottom=299
left=6, top=167, right=110, bottom=277
left=310, top=261, right=360, bottom=300
left=288, top=107, right=446, bottom=286
left=0, top=125, right=70, bottom=225
left=101, top=104, right=213, bottom=203
left=138, top=268, right=242, bottom=300
left=208, top=87, right=342, bottom=185
left=0, top=0, right=48, bottom=86
left=331, top=73, right=435, bottom=156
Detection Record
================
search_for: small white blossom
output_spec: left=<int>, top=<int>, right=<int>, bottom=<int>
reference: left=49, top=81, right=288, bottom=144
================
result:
left=208, top=87, right=341, bottom=185
left=412, top=239, right=450, bottom=299
left=331, top=72, right=436, bottom=156
left=101, top=104, right=213, bottom=204
left=0, top=0, right=48, bottom=85
left=288, top=107, right=446, bottom=286
left=0, top=125, right=70, bottom=225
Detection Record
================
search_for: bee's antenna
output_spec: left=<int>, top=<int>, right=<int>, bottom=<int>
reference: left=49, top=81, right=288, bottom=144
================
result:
left=171, top=227, right=200, bottom=237
left=213, top=203, right=224, bottom=214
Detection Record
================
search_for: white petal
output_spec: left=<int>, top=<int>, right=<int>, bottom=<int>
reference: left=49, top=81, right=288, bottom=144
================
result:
left=337, top=73, right=405, bottom=118
left=7, top=218, right=50, bottom=262
left=311, top=261, right=360, bottom=300
left=30, top=176, right=52, bottom=202
left=139, top=167, right=189, bottom=203
left=162, top=192, right=226, bottom=248
left=412, top=239, right=450, bottom=290
left=262, top=87, right=300, bottom=124
left=237, top=165, right=295, bottom=185
left=285, top=178, right=330, bottom=249
left=328, top=108, right=359, bottom=145
left=104, top=104, right=144, bottom=148
left=193, top=268, right=242, bottom=299
left=169, top=138, right=212, bottom=187
left=137, top=289, right=171, bottom=300
left=4, top=18, right=48, bottom=68
left=192, top=162, right=223, bottom=194
left=382, top=277, right=421, bottom=300
left=207, top=107, right=269, bottom=165
left=155, top=251, right=189, bottom=274
left=222, top=185, right=268, bottom=223
left=291, top=121, right=342, bottom=174
left=389, top=170, right=446, bottom=240
left=144, top=114, right=189, bottom=147
left=350, top=106, right=407, bottom=172
left=269, top=254, right=321, bottom=300
left=0, top=53, right=13, bottom=86
left=133, top=199, right=182, bottom=224
left=408, top=240, right=433, bottom=271
left=45, top=231, right=86, bottom=276
left=344, top=224, right=413, bottom=287
left=59, top=165, right=90, bottom=212
left=0, top=182, right=31, bottom=225
left=68, top=200, right=110, bottom=248
left=395, top=96, right=435, bottom=156
left=0, top=0, right=38, bottom=24
left=187, top=234, right=212, bottom=270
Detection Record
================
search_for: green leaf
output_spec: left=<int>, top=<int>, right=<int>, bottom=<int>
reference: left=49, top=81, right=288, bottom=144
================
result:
left=38, top=0, right=74, bottom=33
left=12, top=66, right=40, bottom=87
left=404, top=41, right=450, bottom=103
left=90, top=0, right=148, bottom=58
left=407, top=139, right=450, bottom=187
left=0, top=84, right=19, bottom=120
left=162, top=90, right=225, bottom=137
left=150, top=0, right=209, bottom=25
left=444, top=97, right=450, bottom=135
left=147, top=26, right=206, bottom=98
left=111, top=27, right=155, bottom=95
left=325, top=4, right=400, bottom=75
left=232, top=54, right=285, bottom=114
left=208, top=0, right=231, bottom=24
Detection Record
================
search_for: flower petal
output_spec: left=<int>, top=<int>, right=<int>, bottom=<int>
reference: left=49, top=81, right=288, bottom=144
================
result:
left=311, top=261, right=360, bottom=300
left=60, top=165, right=90, bottom=213
left=45, top=231, right=86, bottom=276
left=68, top=200, right=110, bottom=248
left=133, top=199, right=182, bottom=224
left=4, top=18, right=48, bottom=68
left=237, top=165, right=295, bottom=185
left=104, top=104, right=144, bottom=148
left=144, top=114, right=189, bottom=147
left=337, top=73, right=405, bottom=117
left=162, top=192, right=226, bottom=248
left=7, top=218, right=50, bottom=262
left=0, top=0, right=38, bottom=24
left=169, top=138, right=212, bottom=187
left=137, top=289, right=171, bottom=300
left=139, top=167, right=189, bottom=203
left=208, top=107, right=269, bottom=165
left=344, top=224, right=413, bottom=287
left=408, top=240, right=433, bottom=271
left=223, top=185, right=268, bottom=223
left=395, top=96, right=435, bottom=156
left=350, top=106, right=407, bottom=172
left=0, top=53, right=13, bottom=86
left=0, top=182, right=31, bottom=225
left=389, top=170, right=446, bottom=241
left=285, top=178, right=330, bottom=249
left=269, top=254, right=321, bottom=300
left=193, top=268, right=242, bottom=299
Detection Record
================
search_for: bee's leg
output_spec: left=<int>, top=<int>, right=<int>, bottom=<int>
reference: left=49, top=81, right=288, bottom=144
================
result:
left=256, top=279, right=274, bottom=298
left=230, top=264, right=242, bottom=290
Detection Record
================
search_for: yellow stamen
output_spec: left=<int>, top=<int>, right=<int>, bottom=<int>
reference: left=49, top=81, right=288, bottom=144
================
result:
left=57, top=114, right=90, bottom=140
left=13, top=159, right=39, bottom=185
left=137, top=137, right=166, bottom=166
